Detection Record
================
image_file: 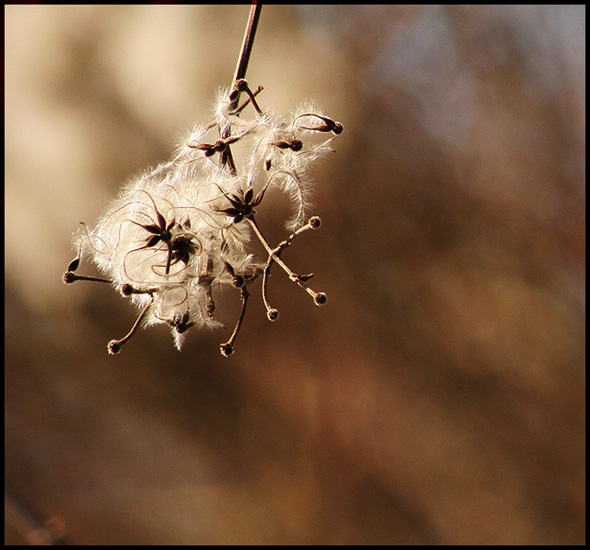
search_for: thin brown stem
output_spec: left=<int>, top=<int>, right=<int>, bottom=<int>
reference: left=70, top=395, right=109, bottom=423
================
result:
left=205, top=85, right=264, bottom=130
left=231, top=4, right=263, bottom=108
left=246, top=217, right=296, bottom=280
left=107, top=297, right=153, bottom=354
left=262, top=255, right=279, bottom=320
left=260, top=221, right=318, bottom=319
left=220, top=285, right=250, bottom=357
left=220, top=3, right=263, bottom=174
left=63, top=271, right=111, bottom=285
left=229, top=85, right=264, bottom=116
left=246, top=216, right=327, bottom=306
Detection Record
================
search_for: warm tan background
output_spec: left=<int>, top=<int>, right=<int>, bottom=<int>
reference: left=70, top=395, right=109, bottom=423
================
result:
left=5, top=5, right=585, bottom=545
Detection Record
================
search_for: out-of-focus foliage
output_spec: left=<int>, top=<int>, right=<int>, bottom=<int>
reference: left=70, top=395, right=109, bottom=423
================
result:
left=5, top=5, right=584, bottom=545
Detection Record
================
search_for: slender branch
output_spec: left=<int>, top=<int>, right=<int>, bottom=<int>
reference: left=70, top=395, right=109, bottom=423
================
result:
left=221, top=3, right=263, bottom=174
left=107, top=297, right=153, bottom=355
left=63, top=271, right=111, bottom=285
left=231, top=3, right=263, bottom=110
left=220, top=286, right=250, bottom=357
left=246, top=216, right=327, bottom=306
left=246, top=217, right=294, bottom=278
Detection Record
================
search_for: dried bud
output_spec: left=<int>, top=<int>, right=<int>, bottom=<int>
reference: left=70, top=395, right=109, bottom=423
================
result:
left=309, top=216, right=322, bottom=229
left=220, top=343, right=234, bottom=357
left=107, top=340, right=122, bottom=355
left=67, top=257, right=80, bottom=272
left=290, top=139, right=303, bottom=151
left=121, top=284, right=134, bottom=296
left=272, top=139, right=303, bottom=151
left=331, top=122, right=344, bottom=134
left=314, top=292, right=327, bottom=306
left=267, top=309, right=280, bottom=321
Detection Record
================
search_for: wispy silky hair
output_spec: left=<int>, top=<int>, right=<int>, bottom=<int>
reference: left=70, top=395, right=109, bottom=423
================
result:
left=64, top=6, right=343, bottom=356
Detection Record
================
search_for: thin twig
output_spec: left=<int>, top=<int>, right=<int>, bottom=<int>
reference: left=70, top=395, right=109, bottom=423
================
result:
left=221, top=3, right=263, bottom=174
left=246, top=216, right=327, bottom=305
left=107, top=297, right=153, bottom=354
left=246, top=217, right=301, bottom=283
left=231, top=3, right=263, bottom=110
left=220, top=286, right=250, bottom=356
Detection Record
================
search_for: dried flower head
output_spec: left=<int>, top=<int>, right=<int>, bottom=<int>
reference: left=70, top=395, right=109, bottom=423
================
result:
left=63, top=7, right=342, bottom=356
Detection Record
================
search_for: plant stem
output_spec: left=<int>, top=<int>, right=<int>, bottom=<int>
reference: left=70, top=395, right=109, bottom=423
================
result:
left=231, top=3, right=263, bottom=110
left=220, top=286, right=250, bottom=356
left=221, top=3, right=263, bottom=174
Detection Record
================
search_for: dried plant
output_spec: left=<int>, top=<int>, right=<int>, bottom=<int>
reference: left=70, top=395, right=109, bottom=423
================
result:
left=63, top=4, right=342, bottom=357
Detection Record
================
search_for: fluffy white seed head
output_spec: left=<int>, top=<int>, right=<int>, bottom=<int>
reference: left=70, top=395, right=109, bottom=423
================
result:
left=71, top=84, right=342, bottom=352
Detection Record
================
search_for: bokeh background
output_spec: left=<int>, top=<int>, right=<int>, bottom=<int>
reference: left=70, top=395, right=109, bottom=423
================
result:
left=5, top=5, right=585, bottom=545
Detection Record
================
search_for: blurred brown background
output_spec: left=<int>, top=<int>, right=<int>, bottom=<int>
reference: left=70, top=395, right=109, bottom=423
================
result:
left=5, top=5, right=585, bottom=545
